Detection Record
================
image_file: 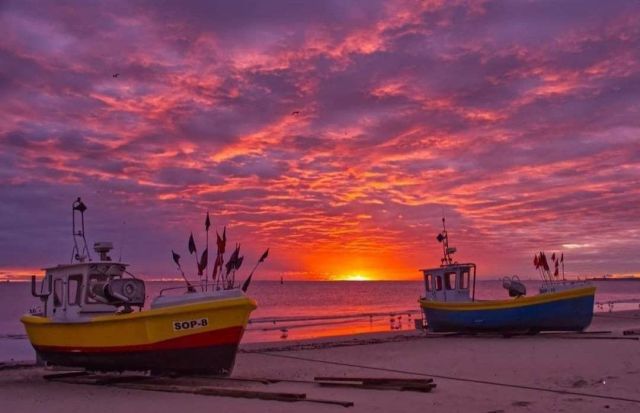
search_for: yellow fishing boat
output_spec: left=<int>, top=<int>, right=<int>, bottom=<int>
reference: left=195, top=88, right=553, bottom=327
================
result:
left=22, top=198, right=263, bottom=375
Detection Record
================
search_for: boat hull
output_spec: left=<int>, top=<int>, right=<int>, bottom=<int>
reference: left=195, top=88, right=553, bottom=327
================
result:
left=419, top=286, right=595, bottom=333
left=21, top=294, right=256, bottom=375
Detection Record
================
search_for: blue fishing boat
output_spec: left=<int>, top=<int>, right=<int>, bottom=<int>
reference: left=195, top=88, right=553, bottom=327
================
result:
left=418, top=219, right=595, bottom=333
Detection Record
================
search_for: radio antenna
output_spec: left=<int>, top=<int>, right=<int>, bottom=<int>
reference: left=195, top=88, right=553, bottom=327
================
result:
left=71, top=197, right=91, bottom=263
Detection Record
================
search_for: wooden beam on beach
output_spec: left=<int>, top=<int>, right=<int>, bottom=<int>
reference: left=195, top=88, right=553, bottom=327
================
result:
left=315, top=376, right=433, bottom=384
left=0, top=361, right=36, bottom=371
left=547, top=335, right=639, bottom=341
left=42, top=371, right=90, bottom=380
left=46, top=374, right=355, bottom=407
left=191, top=375, right=280, bottom=384
left=317, top=381, right=436, bottom=392
left=314, top=376, right=436, bottom=392
left=114, top=383, right=354, bottom=407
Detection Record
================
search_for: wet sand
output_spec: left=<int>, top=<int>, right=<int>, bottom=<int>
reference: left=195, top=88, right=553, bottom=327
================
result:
left=2, top=310, right=640, bottom=412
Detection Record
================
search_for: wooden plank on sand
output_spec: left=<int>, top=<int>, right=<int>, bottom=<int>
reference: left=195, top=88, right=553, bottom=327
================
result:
left=43, top=371, right=89, bottom=380
left=315, top=376, right=434, bottom=384
left=317, top=381, right=436, bottom=392
left=114, top=383, right=354, bottom=407
left=315, top=376, right=436, bottom=392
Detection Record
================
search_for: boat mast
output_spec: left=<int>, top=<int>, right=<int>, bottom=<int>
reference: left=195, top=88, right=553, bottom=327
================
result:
left=438, top=217, right=456, bottom=266
left=71, top=197, right=91, bottom=263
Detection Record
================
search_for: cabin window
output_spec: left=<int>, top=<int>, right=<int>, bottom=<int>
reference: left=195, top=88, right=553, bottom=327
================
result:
left=445, top=272, right=457, bottom=290
left=425, top=274, right=433, bottom=292
left=53, top=279, right=63, bottom=307
left=67, top=275, right=83, bottom=306
left=435, top=276, right=443, bottom=291
left=461, top=270, right=470, bottom=289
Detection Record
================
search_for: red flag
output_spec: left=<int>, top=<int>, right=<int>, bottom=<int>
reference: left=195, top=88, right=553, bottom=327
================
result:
left=560, top=253, right=564, bottom=262
left=554, top=268, right=559, bottom=277
left=541, top=252, right=550, bottom=271
left=259, top=248, right=269, bottom=263
left=216, top=228, right=226, bottom=254
left=212, top=254, right=223, bottom=280
left=551, top=252, right=556, bottom=261
left=533, top=254, right=539, bottom=269
left=205, top=212, right=211, bottom=231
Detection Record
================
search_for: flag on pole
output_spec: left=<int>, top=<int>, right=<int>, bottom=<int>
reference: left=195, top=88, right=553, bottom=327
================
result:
left=205, top=212, right=211, bottom=231
left=241, top=248, right=270, bottom=292
left=554, top=268, right=559, bottom=277
left=188, top=233, right=197, bottom=254
left=226, top=244, right=240, bottom=274
left=560, top=253, right=564, bottom=262
left=172, top=250, right=181, bottom=267
left=216, top=228, right=227, bottom=254
left=541, top=252, right=550, bottom=271
left=213, top=254, right=222, bottom=280
left=198, top=248, right=208, bottom=275
left=533, top=254, right=539, bottom=269
left=551, top=252, right=556, bottom=261
left=213, top=228, right=227, bottom=282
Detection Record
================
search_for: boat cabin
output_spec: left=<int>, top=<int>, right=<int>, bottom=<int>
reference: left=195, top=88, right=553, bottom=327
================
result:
left=421, top=263, right=476, bottom=303
left=31, top=242, right=145, bottom=320
left=420, top=218, right=478, bottom=303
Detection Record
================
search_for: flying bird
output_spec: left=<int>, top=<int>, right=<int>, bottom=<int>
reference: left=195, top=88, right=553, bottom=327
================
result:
left=291, top=111, right=300, bottom=116
left=113, top=73, right=120, bottom=78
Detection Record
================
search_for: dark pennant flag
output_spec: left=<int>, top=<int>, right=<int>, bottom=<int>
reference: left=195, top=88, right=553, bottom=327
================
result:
left=188, top=233, right=197, bottom=254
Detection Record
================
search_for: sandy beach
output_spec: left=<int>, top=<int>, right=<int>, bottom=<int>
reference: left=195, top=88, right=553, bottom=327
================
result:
left=2, top=310, right=639, bottom=412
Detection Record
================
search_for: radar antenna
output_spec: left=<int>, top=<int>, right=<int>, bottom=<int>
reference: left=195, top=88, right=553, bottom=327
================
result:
left=71, top=197, right=91, bottom=262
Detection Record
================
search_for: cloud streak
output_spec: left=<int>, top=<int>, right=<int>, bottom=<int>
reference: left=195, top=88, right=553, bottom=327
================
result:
left=1, top=0, right=639, bottom=280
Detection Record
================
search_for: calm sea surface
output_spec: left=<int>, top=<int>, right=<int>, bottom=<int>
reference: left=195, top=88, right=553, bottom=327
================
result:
left=1, top=280, right=639, bottom=362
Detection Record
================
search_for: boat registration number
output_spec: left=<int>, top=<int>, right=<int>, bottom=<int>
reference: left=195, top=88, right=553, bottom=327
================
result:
left=173, top=318, right=209, bottom=331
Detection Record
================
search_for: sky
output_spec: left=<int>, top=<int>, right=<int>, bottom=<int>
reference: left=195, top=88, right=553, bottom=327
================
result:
left=1, top=0, right=639, bottom=281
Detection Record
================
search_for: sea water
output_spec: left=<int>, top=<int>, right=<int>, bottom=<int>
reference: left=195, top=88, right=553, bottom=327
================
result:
left=1, top=280, right=639, bottom=362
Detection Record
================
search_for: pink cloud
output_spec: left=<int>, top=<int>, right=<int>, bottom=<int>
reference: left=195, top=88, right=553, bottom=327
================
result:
left=1, top=0, right=639, bottom=280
